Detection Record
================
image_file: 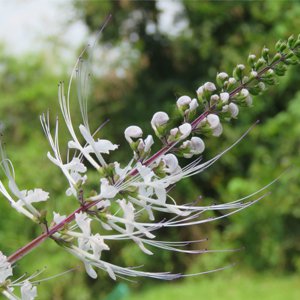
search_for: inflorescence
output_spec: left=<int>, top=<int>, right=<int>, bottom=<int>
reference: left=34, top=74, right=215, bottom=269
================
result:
left=1, top=32, right=300, bottom=299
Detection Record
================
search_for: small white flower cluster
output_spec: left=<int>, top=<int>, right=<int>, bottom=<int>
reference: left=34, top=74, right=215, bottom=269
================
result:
left=0, top=251, right=37, bottom=300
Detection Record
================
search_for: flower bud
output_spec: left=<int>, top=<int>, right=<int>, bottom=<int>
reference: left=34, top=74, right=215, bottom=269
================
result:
left=288, top=35, right=295, bottom=48
left=225, top=77, right=237, bottom=90
left=262, top=47, right=269, bottom=61
left=228, top=102, right=239, bottom=118
left=196, top=85, right=204, bottom=98
left=206, top=114, right=223, bottom=137
left=275, top=40, right=282, bottom=51
left=124, top=126, right=143, bottom=143
left=240, top=88, right=249, bottom=98
left=255, top=58, right=266, bottom=70
left=189, top=98, right=198, bottom=111
left=151, top=111, right=169, bottom=138
left=210, top=94, right=219, bottom=106
left=258, top=82, right=266, bottom=91
left=220, top=92, right=230, bottom=104
left=177, top=95, right=191, bottom=108
left=179, top=123, right=192, bottom=140
left=168, top=123, right=192, bottom=143
left=216, top=72, right=229, bottom=87
left=207, top=114, right=220, bottom=130
left=180, top=136, right=205, bottom=158
left=213, top=123, right=223, bottom=137
left=197, top=82, right=217, bottom=102
left=233, top=64, right=245, bottom=81
left=163, top=154, right=180, bottom=174
left=143, top=135, right=154, bottom=152
left=271, top=53, right=282, bottom=64
left=247, top=54, right=256, bottom=67
left=250, top=70, right=258, bottom=79
left=177, top=96, right=198, bottom=115
left=190, top=137, right=205, bottom=155
left=245, top=94, right=253, bottom=106
left=204, top=82, right=216, bottom=92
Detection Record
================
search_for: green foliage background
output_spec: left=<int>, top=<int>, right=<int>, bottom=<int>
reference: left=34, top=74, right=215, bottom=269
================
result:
left=0, top=1, right=299, bottom=299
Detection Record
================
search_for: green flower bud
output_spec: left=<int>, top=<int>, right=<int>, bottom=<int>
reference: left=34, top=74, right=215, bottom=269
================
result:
left=247, top=54, right=256, bottom=68
left=233, top=64, right=245, bottom=81
left=288, top=35, right=295, bottom=48
left=271, top=53, right=282, bottom=64
left=262, top=47, right=269, bottom=62
left=254, top=58, right=266, bottom=70
left=216, top=72, right=229, bottom=87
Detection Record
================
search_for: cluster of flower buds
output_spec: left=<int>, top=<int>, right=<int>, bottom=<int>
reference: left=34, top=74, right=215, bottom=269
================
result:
left=1, top=34, right=300, bottom=297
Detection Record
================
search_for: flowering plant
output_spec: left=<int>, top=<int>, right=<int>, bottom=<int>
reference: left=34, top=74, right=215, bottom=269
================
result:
left=1, top=25, right=300, bottom=299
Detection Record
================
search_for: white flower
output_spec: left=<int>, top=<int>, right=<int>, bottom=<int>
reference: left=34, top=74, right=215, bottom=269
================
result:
left=114, top=161, right=133, bottom=182
left=0, top=251, right=12, bottom=283
left=53, top=212, right=66, bottom=224
left=75, top=212, right=91, bottom=236
left=64, top=157, right=87, bottom=173
left=99, top=178, right=118, bottom=199
left=124, top=126, right=143, bottom=143
left=21, top=280, right=37, bottom=300
left=16, top=189, right=49, bottom=206
left=136, top=163, right=154, bottom=183
left=83, top=140, right=118, bottom=155
left=116, top=199, right=135, bottom=234
left=68, top=124, right=118, bottom=167
left=89, top=233, right=109, bottom=259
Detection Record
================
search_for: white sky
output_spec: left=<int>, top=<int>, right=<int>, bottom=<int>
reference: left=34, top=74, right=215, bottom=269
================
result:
left=0, top=0, right=186, bottom=57
left=0, top=0, right=88, bottom=56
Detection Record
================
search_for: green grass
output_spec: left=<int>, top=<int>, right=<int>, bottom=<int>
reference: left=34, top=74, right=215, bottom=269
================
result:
left=124, top=272, right=300, bottom=300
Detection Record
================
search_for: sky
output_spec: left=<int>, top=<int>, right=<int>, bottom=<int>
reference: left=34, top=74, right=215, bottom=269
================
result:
left=0, top=0, right=186, bottom=57
left=0, top=0, right=88, bottom=56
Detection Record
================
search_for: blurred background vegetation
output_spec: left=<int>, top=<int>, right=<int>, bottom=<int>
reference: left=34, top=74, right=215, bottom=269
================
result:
left=0, top=0, right=299, bottom=299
